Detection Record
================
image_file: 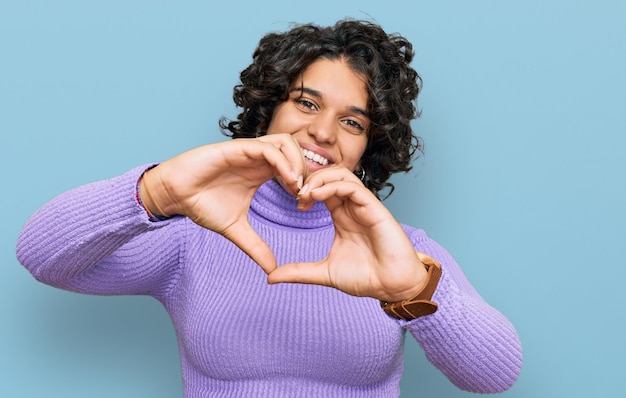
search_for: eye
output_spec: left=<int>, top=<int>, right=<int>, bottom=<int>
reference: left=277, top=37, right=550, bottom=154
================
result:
left=295, top=98, right=317, bottom=111
left=343, top=118, right=366, bottom=133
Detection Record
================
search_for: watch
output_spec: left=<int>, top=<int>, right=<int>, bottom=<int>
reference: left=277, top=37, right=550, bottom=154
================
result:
left=380, top=253, right=442, bottom=320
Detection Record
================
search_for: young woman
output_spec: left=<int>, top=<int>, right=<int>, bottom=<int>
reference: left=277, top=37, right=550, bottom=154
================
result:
left=17, top=19, right=522, bottom=397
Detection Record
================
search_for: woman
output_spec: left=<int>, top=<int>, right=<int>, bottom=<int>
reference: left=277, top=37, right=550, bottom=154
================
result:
left=17, top=19, right=522, bottom=396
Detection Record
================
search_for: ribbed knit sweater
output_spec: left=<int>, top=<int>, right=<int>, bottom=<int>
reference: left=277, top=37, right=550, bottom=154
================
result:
left=16, top=165, right=522, bottom=397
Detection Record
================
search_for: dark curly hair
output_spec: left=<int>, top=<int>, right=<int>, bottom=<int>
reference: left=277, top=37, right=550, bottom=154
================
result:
left=219, top=19, right=423, bottom=198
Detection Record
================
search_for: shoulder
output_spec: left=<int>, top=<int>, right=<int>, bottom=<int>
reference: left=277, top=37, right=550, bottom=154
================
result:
left=399, top=224, right=455, bottom=267
left=400, top=224, right=431, bottom=245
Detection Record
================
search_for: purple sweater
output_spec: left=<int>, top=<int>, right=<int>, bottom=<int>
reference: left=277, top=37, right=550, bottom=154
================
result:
left=16, top=165, right=522, bottom=397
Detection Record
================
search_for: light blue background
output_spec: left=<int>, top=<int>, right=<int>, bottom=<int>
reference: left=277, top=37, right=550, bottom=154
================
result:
left=2, top=1, right=624, bottom=397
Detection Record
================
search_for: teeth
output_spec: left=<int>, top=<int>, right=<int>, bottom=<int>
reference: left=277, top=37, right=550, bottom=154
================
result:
left=302, top=149, right=329, bottom=166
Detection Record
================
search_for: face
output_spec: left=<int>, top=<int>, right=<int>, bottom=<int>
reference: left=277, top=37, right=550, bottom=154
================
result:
left=266, top=57, right=370, bottom=175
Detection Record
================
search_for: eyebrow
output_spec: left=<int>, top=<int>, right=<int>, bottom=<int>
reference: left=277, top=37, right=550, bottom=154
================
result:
left=289, top=86, right=369, bottom=118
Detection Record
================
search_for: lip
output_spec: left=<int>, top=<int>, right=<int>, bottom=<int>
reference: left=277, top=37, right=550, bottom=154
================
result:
left=299, top=142, right=334, bottom=173
left=299, top=143, right=334, bottom=163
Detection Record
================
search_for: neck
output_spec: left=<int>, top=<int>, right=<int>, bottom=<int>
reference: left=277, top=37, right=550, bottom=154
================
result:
left=249, top=179, right=333, bottom=229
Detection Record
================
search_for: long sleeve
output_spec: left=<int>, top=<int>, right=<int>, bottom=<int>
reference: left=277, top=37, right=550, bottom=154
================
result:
left=16, top=171, right=523, bottom=396
left=403, top=228, right=523, bottom=393
left=16, top=165, right=187, bottom=300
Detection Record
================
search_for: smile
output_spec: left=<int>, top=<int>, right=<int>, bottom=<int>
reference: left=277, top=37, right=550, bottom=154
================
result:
left=302, top=148, right=329, bottom=166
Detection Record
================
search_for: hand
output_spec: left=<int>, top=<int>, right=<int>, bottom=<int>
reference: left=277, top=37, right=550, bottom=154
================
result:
left=140, top=134, right=306, bottom=274
left=267, top=167, right=428, bottom=302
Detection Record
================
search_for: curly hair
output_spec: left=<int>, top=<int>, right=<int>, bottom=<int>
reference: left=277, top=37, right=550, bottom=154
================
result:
left=219, top=19, right=423, bottom=198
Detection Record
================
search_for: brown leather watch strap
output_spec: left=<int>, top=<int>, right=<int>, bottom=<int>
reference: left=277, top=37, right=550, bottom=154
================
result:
left=380, top=254, right=442, bottom=320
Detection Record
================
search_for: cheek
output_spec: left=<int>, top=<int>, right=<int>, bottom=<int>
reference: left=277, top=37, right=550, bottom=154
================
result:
left=265, top=116, right=279, bottom=135
left=266, top=104, right=295, bottom=135
left=345, top=137, right=368, bottom=168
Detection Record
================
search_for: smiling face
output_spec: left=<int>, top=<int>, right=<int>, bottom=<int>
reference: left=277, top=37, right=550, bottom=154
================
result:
left=266, top=57, right=370, bottom=175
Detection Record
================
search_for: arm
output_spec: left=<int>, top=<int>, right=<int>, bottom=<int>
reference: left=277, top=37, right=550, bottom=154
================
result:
left=17, top=134, right=308, bottom=296
left=16, top=165, right=187, bottom=299
left=267, top=167, right=522, bottom=392
left=404, top=229, right=523, bottom=393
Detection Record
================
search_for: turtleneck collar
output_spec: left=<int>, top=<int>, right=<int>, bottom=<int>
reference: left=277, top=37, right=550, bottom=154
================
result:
left=249, top=179, right=333, bottom=230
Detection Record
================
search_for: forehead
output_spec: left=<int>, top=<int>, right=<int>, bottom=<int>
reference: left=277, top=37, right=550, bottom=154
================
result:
left=293, top=58, right=369, bottom=106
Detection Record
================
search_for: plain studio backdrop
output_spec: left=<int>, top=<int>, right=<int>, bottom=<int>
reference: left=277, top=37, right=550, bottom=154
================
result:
left=2, top=1, right=624, bottom=397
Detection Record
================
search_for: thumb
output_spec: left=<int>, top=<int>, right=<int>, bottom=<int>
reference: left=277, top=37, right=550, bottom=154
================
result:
left=222, top=222, right=277, bottom=274
left=267, top=261, right=331, bottom=286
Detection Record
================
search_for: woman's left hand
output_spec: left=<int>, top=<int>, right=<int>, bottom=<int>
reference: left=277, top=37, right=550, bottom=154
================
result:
left=267, top=167, right=428, bottom=302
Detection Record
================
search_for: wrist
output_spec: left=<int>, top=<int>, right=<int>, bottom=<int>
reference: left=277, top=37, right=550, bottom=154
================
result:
left=137, top=169, right=172, bottom=222
left=380, top=253, right=442, bottom=321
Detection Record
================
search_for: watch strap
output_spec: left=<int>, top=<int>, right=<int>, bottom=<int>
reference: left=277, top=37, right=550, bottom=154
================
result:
left=380, top=253, right=442, bottom=320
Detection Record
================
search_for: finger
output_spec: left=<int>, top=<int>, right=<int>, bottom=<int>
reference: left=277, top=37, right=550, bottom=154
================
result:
left=267, top=261, right=331, bottom=286
left=213, top=138, right=300, bottom=191
left=303, top=166, right=361, bottom=189
left=297, top=166, right=361, bottom=208
left=221, top=221, right=278, bottom=274
left=257, top=134, right=306, bottom=189
left=231, top=140, right=297, bottom=185
left=308, top=180, right=376, bottom=210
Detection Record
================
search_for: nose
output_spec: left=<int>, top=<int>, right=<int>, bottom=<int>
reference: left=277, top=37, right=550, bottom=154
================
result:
left=307, top=113, right=337, bottom=145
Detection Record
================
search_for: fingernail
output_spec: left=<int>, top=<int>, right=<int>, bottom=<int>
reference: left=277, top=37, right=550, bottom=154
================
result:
left=298, top=184, right=309, bottom=195
left=297, top=175, right=303, bottom=190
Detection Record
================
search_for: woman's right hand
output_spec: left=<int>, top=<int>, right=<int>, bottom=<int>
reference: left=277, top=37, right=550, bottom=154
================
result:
left=139, top=134, right=306, bottom=273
